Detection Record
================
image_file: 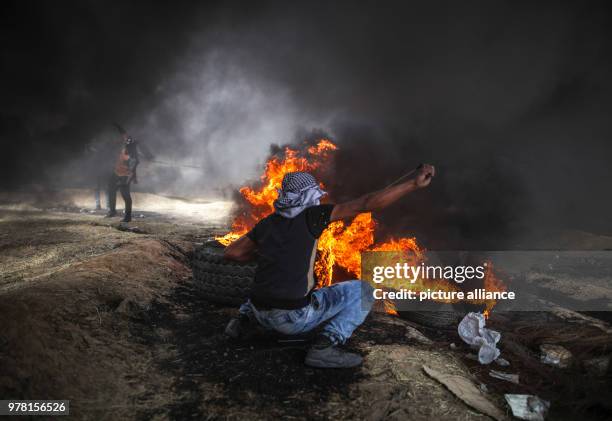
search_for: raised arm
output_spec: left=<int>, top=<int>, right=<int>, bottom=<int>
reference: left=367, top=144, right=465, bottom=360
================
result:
left=330, top=164, right=435, bottom=221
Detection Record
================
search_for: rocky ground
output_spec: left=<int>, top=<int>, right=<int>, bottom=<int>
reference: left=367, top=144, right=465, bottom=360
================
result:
left=0, top=190, right=611, bottom=420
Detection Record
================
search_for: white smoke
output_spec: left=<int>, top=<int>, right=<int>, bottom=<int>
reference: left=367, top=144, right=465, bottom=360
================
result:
left=130, top=47, right=331, bottom=197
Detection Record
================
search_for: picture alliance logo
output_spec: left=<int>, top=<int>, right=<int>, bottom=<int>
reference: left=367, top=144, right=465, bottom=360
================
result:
left=372, top=262, right=488, bottom=284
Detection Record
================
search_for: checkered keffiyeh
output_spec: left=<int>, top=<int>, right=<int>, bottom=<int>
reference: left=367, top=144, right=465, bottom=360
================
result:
left=273, top=172, right=327, bottom=218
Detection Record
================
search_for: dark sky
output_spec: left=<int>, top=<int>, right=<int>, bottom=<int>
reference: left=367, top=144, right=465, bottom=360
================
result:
left=1, top=0, right=611, bottom=245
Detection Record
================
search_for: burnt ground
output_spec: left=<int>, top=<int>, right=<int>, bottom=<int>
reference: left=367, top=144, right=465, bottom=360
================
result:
left=133, top=284, right=612, bottom=421
left=1, top=191, right=611, bottom=420
left=133, top=286, right=386, bottom=420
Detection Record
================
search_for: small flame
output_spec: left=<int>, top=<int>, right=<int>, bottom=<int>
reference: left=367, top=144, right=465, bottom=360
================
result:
left=482, top=262, right=506, bottom=319
left=383, top=299, right=399, bottom=316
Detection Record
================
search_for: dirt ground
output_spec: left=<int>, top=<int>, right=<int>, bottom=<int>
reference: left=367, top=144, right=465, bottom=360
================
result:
left=0, top=190, right=611, bottom=420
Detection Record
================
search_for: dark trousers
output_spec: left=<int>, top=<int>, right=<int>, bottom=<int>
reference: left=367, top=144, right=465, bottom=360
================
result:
left=108, top=174, right=132, bottom=220
left=94, top=174, right=110, bottom=209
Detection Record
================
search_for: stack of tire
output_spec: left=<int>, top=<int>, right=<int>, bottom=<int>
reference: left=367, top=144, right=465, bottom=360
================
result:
left=191, top=241, right=256, bottom=306
left=192, top=241, right=461, bottom=328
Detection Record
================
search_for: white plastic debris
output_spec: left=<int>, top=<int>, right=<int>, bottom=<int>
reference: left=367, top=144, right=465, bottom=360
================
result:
left=495, top=357, right=510, bottom=367
left=489, top=369, right=519, bottom=384
left=504, top=394, right=550, bottom=421
left=458, top=312, right=501, bottom=364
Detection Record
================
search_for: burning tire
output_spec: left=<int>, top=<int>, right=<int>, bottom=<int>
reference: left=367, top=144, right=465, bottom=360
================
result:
left=192, top=242, right=255, bottom=306
left=400, top=311, right=462, bottom=328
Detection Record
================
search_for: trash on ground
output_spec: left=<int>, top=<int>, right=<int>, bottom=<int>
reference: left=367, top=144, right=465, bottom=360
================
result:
left=539, top=344, right=572, bottom=368
left=450, top=342, right=458, bottom=350
left=504, top=394, right=550, bottom=421
left=489, top=369, right=519, bottom=384
left=404, top=325, right=433, bottom=345
left=495, top=357, right=510, bottom=367
left=458, top=312, right=501, bottom=364
left=422, top=365, right=506, bottom=421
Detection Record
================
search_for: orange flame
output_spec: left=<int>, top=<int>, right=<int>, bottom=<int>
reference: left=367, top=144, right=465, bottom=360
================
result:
left=216, top=139, right=337, bottom=246
left=216, top=140, right=425, bottom=306
left=217, top=139, right=506, bottom=317
left=482, top=262, right=507, bottom=319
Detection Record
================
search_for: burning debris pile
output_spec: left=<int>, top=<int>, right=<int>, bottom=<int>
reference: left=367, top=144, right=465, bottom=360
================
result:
left=216, top=139, right=507, bottom=315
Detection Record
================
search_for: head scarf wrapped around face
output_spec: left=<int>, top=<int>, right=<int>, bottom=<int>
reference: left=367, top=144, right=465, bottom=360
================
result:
left=273, top=172, right=327, bottom=218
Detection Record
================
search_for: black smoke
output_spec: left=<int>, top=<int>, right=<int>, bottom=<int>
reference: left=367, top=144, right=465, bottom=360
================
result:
left=1, top=0, right=612, bottom=245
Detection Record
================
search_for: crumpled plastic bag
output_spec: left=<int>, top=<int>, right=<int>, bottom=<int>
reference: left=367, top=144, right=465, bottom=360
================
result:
left=504, top=394, right=550, bottom=421
left=458, top=312, right=501, bottom=364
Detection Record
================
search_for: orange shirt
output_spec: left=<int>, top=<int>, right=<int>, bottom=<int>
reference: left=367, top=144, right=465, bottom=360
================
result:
left=114, top=148, right=132, bottom=176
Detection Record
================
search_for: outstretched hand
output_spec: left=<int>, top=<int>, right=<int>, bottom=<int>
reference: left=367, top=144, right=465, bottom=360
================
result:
left=415, top=164, right=435, bottom=188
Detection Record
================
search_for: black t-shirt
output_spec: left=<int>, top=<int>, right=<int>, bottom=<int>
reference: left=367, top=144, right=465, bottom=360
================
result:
left=246, top=204, right=334, bottom=309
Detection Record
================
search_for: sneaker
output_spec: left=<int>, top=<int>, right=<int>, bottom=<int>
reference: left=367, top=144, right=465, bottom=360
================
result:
left=121, top=216, right=132, bottom=223
left=305, top=345, right=363, bottom=368
left=104, top=211, right=117, bottom=218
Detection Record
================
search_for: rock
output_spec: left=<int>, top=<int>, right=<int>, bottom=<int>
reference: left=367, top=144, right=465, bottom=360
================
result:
left=115, top=299, right=136, bottom=315
left=405, top=325, right=433, bottom=345
left=115, top=299, right=148, bottom=317
left=540, top=344, right=572, bottom=368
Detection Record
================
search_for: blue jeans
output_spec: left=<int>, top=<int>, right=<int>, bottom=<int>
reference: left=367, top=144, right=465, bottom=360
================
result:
left=239, top=280, right=375, bottom=345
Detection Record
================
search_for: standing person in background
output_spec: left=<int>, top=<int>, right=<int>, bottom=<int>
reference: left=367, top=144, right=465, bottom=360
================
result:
left=106, top=134, right=139, bottom=223
left=87, top=137, right=118, bottom=210
left=94, top=175, right=107, bottom=211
